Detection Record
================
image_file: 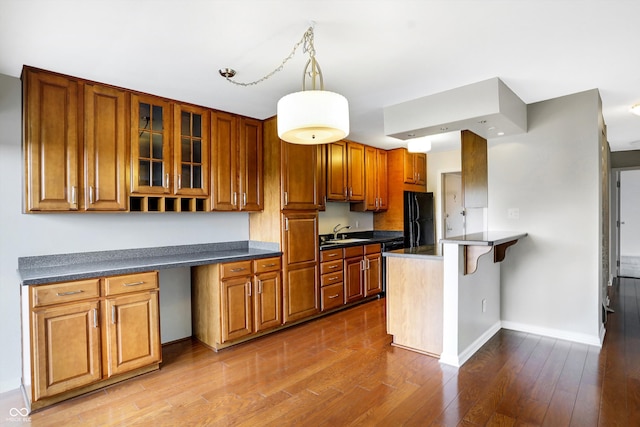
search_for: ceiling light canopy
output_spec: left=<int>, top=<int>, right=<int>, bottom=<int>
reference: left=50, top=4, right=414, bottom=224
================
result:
left=220, top=25, right=349, bottom=145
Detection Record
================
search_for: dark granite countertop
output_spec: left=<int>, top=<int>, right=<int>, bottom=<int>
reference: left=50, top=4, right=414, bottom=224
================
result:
left=440, top=231, right=527, bottom=246
left=18, top=241, right=281, bottom=286
left=382, top=245, right=443, bottom=260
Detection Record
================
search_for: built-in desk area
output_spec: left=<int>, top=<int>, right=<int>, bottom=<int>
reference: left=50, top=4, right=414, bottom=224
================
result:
left=384, top=231, right=527, bottom=367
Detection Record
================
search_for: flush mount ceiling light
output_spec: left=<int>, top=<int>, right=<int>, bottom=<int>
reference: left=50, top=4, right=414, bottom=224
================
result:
left=220, top=24, right=349, bottom=145
left=631, top=103, right=640, bottom=116
left=407, top=137, right=432, bottom=153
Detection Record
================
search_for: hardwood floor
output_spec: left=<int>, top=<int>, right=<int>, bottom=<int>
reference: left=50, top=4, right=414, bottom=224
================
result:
left=2, top=278, right=640, bottom=426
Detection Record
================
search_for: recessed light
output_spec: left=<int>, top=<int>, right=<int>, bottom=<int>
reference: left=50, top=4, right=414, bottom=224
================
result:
left=497, top=132, right=505, bottom=136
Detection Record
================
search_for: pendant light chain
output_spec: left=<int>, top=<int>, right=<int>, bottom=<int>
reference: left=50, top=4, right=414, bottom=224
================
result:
left=223, top=26, right=316, bottom=87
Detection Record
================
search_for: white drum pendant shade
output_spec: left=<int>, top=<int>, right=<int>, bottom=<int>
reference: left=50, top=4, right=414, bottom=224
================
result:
left=277, top=90, right=349, bottom=144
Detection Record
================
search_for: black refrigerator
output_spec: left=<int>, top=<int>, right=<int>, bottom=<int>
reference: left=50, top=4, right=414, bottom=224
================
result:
left=404, top=191, right=435, bottom=248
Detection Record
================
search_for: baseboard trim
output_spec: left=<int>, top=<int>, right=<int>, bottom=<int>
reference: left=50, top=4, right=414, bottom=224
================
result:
left=501, top=321, right=602, bottom=347
left=439, top=321, right=501, bottom=368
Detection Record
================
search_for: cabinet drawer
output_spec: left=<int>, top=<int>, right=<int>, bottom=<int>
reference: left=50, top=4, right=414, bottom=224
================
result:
left=321, top=271, right=343, bottom=287
left=32, top=279, right=101, bottom=307
left=364, top=243, right=381, bottom=254
left=321, top=283, right=344, bottom=311
left=344, top=245, right=364, bottom=258
left=320, top=259, right=343, bottom=274
left=320, top=248, right=342, bottom=262
left=104, top=271, right=158, bottom=296
left=220, top=260, right=252, bottom=279
left=253, top=257, right=281, bottom=274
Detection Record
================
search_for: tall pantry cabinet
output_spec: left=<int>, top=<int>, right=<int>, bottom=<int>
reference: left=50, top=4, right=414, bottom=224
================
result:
left=249, top=116, right=324, bottom=324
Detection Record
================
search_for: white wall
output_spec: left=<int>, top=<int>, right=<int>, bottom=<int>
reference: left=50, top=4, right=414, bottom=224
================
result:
left=488, top=89, right=603, bottom=345
left=0, top=74, right=251, bottom=392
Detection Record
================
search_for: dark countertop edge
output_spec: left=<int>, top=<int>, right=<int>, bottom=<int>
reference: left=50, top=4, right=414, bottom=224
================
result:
left=319, top=234, right=404, bottom=251
left=439, top=231, right=528, bottom=246
left=19, top=244, right=281, bottom=286
left=382, top=245, right=443, bottom=260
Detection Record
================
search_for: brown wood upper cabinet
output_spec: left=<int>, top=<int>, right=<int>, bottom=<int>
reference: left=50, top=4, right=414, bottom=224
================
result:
left=326, top=140, right=365, bottom=202
left=211, top=112, right=263, bottom=211
left=173, top=104, right=209, bottom=196
left=281, top=141, right=324, bottom=210
left=404, top=150, right=427, bottom=187
left=23, top=67, right=127, bottom=212
left=351, top=146, right=388, bottom=212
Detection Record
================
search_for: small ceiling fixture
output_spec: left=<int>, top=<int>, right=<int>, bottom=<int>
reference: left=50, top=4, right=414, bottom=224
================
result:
left=407, top=137, right=432, bottom=153
left=220, top=24, right=349, bottom=145
left=631, top=103, right=640, bottom=116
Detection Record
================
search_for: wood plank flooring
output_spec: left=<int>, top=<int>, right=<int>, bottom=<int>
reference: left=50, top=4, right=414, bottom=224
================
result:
left=2, top=278, right=640, bottom=426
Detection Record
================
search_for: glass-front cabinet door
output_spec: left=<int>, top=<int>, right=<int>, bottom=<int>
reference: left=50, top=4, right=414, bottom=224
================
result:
left=130, top=94, right=171, bottom=194
left=174, top=105, right=209, bottom=196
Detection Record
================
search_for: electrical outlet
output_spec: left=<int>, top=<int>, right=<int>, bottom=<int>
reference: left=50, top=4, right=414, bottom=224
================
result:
left=507, top=208, right=520, bottom=219
left=355, top=220, right=359, bottom=229
left=482, top=299, right=487, bottom=313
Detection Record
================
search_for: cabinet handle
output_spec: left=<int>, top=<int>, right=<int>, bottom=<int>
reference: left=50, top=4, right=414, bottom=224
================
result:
left=360, top=260, right=365, bottom=270
left=285, top=218, right=289, bottom=231
left=328, top=265, right=338, bottom=269
left=349, top=188, right=353, bottom=198
left=57, top=290, right=84, bottom=297
left=247, top=282, right=252, bottom=297
left=327, top=253, right=338, bottom=258
left=89, top=186, right=94, bottom=204
left=93, top=308, right=98, bottom=328
left=230, top=267, right=247, bottom=273
left=344, top=187, right=348, bottom=198
left=111, top=306, right=116, bottom=324
left=71, top=186, right=77, bottom=205
left=328, top=294, right=340, bottom=299
left=233, top=192, right=237, bottom=207
left=262, top=263, right=276, bottom=268
left=123, top=281, right=145, bottom=287
left=329, top=276, right=340, bottom=281
left=178, top=174, right=182, bottom=190
left=367, top=259, right=371, bottom=270
left=243, top=192, right=247, bottom=207
left=283, top=191, right=288, bottom=206
left=165, top=173, right=170, bottom=188
left=257, top=280, right=262, bottom=294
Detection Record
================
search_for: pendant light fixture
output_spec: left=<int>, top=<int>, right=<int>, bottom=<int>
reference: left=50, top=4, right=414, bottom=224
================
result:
left=220, top=25, right=349, bottom=145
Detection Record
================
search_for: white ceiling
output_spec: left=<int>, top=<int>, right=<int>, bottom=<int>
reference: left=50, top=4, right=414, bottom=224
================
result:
left=2, top=0, right=640, bottom=152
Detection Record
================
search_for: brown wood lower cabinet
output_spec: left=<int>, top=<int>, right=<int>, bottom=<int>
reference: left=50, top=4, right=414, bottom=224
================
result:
left=192, top=257, right=282, bottom=350
left=22, top=272, right=161, bottom=412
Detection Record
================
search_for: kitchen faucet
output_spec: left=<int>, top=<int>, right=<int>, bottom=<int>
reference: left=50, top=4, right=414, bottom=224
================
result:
left=333, top=224, right=351, bottom=240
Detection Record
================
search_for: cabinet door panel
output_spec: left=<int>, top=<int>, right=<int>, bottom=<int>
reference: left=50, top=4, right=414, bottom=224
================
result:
left=346, top=141, right=365, bottom=201
left=84, top=83, right=127, bottom=210
left=240, top=117, right=263, bottom=211
left=105, top=291, right=161, bottom=377
left=376, top=149, right=388, bottom=210
left=326, top=141, right=347, bottom=201
left=211, top=112, right=238, bottom=210
left=365, top=253, right=382, bottom=297
left=254, top=271, right=281, bottom=332
left=281, top=142, right=321, bottom=209
left=283, top=264, right=319, bottom=323
left=283, top=212, right=318, bottom=265
left=220, top=276, right=253, bottom=342
left=33, top=301, right=101, bottom=400
left=344, top=256, right=364, bottom=304
left=24, top=69, right=79, bottom=211
left=174, top=105, right=209, bottom=196
left=130, top=94, right=171, bottom=194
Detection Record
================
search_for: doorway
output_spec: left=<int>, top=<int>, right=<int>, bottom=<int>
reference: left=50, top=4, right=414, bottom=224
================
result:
left=442, top=172, right=464, bottom=239
left=619, top=169, right=640, bottom=278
